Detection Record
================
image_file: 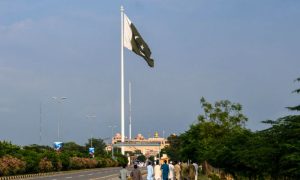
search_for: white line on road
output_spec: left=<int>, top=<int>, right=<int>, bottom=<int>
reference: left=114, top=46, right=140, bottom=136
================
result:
left=65, top=177, right=72, bottom=179
left=89, top=174, right=117, bottom=180
left=88, top=173, right=93, bottom=175
left=79, top=174, right=85, bottom=177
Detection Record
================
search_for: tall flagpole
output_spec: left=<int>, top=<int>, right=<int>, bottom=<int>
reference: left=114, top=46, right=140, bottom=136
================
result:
left=120, top=5, right=125, bottom=155
left=129, top=81, right=132, bottom=140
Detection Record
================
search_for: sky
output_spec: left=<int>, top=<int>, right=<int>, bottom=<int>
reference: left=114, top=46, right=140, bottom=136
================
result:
left=0, top=0, right=299, bottom=146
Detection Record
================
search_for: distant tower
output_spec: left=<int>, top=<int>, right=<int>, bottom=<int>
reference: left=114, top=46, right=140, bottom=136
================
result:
left=154, top=131, right=159, bottom=138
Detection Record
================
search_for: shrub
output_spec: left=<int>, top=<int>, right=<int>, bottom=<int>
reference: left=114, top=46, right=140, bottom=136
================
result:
left=59, top=152, right=71, bottom=170
left=20, top=150, right=41, bottom=173
left=41, top=151, right=62, bottom=171
left=0, top=155, right=26, bottom=176
left=38, top=158, right=53, bottom=172
left=96, top=157, right=107, bottom=168
left=69, top=157, right=98, bottom=170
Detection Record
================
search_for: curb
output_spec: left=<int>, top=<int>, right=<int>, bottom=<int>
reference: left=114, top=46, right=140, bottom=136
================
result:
left=0, top=167, right=145, bottom=180
left=0, top=167, right=119, bottom=180
left=0, top=172, right=57, bottom=180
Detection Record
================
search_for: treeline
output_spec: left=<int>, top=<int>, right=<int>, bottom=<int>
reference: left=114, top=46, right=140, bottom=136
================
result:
left=0, top=138, right=127, bottom=176
left=164, top=78, right=300, bottom=179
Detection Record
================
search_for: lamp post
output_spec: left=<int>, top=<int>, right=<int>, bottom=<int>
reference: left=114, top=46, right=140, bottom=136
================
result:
left=109, top=125, right=116, bottom=159
left=86, top=115, right=97, bottom=147
left=52, top=96, right=67, bottom=142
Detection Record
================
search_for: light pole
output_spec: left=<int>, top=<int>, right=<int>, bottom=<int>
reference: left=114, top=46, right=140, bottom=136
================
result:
left=86, top=115, right=97, bottom=147
left=52, top=96, right=67, bottom=142
left=39, top=102, right=42, bottom=145
left=109, top=125, right=116, bottom=159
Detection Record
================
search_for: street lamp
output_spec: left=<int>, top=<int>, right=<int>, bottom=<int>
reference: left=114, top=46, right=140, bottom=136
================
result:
left=86, top=115, right=97, bottom=147
left=52, top=96, right=67, bottom=142
left=109, top=125, right=117, bottom=159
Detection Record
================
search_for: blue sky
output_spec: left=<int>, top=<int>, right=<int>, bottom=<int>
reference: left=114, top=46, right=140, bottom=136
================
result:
left=0, top=0, right=299, bottom=145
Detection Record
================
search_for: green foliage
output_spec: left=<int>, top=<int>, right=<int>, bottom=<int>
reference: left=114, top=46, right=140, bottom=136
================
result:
left=163, top=134, right=181, bottom=161
left=59, top=152, right=71, bottom=170
left=174, top=77, right=300, bottom=179
left=198, top=97, right=248, bottom=127
left=114, top=154, right=128, bottom=166
left=20, top=150, right=41, bottom=173
left=62, top=142, right=86, bottom=157
left=0, top=141, right=21, bottom=158
left=0, top=138, right=120, bottom=176
left=40, top=151, right=62, bottom=171
left=287, top=77, right=300, bottom=111
left=148, top=156, right=155, bottom=163
left=136, top=154, right=146, bottom=162
left=85, top=138, right=107, bottom=157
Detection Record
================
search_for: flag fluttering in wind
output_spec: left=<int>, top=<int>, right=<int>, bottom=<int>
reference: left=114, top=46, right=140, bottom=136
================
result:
left=123, top=13, right=154, bottom=67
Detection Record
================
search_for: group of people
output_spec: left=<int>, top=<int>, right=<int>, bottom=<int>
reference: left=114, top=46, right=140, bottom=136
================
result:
left=148, top=160, right=198, bottom=180
left=119, top=160, right=199, bottom=180
left=120, top=164, right=143, bottom=180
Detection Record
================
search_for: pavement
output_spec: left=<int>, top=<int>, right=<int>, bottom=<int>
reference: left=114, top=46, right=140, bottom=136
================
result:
left=26, top=167, right=147, bottom=180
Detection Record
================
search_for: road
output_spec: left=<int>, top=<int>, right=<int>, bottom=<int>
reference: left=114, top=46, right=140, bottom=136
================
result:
left=28, top=167, right=146, bottom=180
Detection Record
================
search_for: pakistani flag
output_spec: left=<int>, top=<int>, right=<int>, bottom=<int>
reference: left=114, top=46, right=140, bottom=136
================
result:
left=123, top=14, right=154, bottom=67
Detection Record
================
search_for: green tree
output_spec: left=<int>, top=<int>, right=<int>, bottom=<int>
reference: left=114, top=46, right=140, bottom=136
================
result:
left=85, top=138, right=107, bottom=157
left=287, top=77, right=300, bottom=111
left=63, top=142, right=86, bottom=157
left=179, top=98, right=248, bottom=163
left=163, top=134, right=181, bottom=161
left=259, top=78, right=300, bottom=178
left=148, top=156, right=155, bottom=163
left=137, top=154, right=146, bottom=162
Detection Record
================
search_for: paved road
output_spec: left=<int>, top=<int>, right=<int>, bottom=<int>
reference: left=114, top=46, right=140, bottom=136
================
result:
left=28, top=167, right=146, bottom=180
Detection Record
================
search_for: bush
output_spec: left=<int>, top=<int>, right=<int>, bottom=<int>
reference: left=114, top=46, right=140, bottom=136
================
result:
left=115, top=154, right=128, bottom=166
left=0, top=155, right=26, bottom=176
left=96, top=157, right=107, bottom=168
left=41, top=151, right=62, bottom=171
left=59, top=152, right=71, bottom=170
left=38, top=158, right=53, bottom=172
left=69, top=157, right=98, bottom=169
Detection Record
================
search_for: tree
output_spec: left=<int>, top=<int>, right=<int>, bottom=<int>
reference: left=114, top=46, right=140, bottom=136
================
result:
left=256, top=77, right=300, bottom=179
left=62, top=142, right=86, bottom=157
left=287, top=77, right=300, bottom=111
left=163, top=134, right=181, bottom=161
left=179, top=98, right=248, bottom=162
left=198, top=97, right=248, bottom=127
left=85, top=138, right=107, bottom=157
left=136, top=154, right=146, bottom=162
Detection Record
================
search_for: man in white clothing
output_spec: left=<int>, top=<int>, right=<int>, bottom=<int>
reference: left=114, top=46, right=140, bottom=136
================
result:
left=147, top=161, right=154, bottom=180
left=154, top=160, right=162, bottom=180
left=193, top=162, right=199, bottom=180
left=168, top=161, right=174, bottom=180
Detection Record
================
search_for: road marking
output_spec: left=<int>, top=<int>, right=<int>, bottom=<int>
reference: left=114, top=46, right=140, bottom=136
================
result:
left=79, top=175, right=85, bottom=177
left=66, top=177, right=72, bottom=179
left=89, top=174, right=117, bottom=180
left=88, top=173, right=93, bottom=175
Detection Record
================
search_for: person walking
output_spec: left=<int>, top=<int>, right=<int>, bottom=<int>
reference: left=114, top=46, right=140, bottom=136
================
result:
left=147, top=161, right=154, bottom=180
left=154, top=160, right=162, bottom=180
left=192, top=162, right=199, bottom=180
left=161, top=160, right=169, bottom=180
left=174, top=161, right=181, bottom=180
left=168, top=161, right=174, bottom=180
left=130, top=164, right=143, bottom=180
left=180, top=162, right=188, bottom=180
left=188, top=163, right=196, bottom=180
left=119, top=164, right=129, bottom=180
